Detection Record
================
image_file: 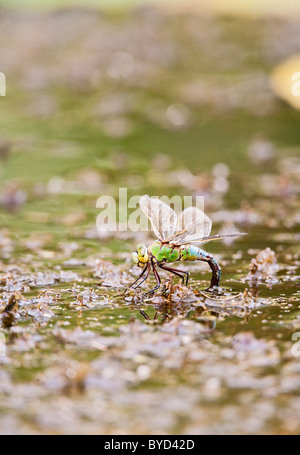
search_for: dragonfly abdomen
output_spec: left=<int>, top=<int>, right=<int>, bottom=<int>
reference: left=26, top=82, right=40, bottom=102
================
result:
left=180, top=245, right=212, bottom=262
left=181, top=245, right=221, bottom=287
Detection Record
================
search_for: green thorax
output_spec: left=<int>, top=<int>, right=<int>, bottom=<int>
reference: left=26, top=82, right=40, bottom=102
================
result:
left=149, top=241, right=180, bottom=263
left=149, top=241, right=202, bottom=263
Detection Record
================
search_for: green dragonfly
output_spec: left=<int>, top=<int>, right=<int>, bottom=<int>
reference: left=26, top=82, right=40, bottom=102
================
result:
left=130, top=195, right=246, bottom=294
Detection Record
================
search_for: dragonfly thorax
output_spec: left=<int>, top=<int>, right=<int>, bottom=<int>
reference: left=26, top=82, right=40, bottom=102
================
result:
left=149, top=241, right=181, bottom=263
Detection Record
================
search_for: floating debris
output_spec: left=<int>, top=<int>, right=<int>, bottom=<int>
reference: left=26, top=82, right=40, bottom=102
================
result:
left=0, top=293, right=21, bottom=329
left=0, top=182, right=27, bottom=213
left=246, top=248, right=279, bottom=286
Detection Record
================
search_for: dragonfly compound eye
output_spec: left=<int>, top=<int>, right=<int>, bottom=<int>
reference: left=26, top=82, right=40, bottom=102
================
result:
left=132, top=252, right=139, bottom=264
left=137, top=244, right=149, bottom=264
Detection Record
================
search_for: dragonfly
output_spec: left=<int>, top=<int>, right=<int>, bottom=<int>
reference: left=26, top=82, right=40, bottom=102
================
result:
left=130, top=195, right=246, bottom=294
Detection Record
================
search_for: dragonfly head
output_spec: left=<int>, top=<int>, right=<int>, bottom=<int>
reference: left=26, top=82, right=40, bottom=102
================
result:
left=132, top=244, right=149, bottom=268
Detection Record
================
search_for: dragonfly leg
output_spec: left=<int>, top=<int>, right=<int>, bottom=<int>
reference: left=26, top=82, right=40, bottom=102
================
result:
left=129, top=264, right=150, bottom=289
left=138, top=308, right=150, bottom=320
left=144, top=261, right=161, bottom=296
left=158, top=263, right=190, bottom=286
left=134, top=264, right=151, bottom=289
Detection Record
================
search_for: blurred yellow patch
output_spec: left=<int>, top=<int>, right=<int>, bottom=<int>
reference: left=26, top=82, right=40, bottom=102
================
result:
left=271, top=55, right=300, bottom=110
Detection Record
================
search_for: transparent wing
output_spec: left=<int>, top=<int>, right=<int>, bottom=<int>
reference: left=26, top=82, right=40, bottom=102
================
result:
left=167, top=206, right=212, bottom=244
left=139, top=195, right=177, bottom=241
left=177, top=232, right=247, bottom=246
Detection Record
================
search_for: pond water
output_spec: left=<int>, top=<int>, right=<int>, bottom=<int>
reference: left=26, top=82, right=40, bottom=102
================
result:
left=0, top=8, right=299, bottom=434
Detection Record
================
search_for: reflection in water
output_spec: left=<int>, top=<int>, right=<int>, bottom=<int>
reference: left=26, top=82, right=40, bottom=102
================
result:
left=130, top=280, right=257, bottom=326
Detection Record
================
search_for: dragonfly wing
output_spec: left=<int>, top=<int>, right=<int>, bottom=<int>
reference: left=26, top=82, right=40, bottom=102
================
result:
left=169, top=206, right=212, bottom=244
left=178, top=232, right=247, bottom=246
left=139, top=195, right=177, bottom=241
